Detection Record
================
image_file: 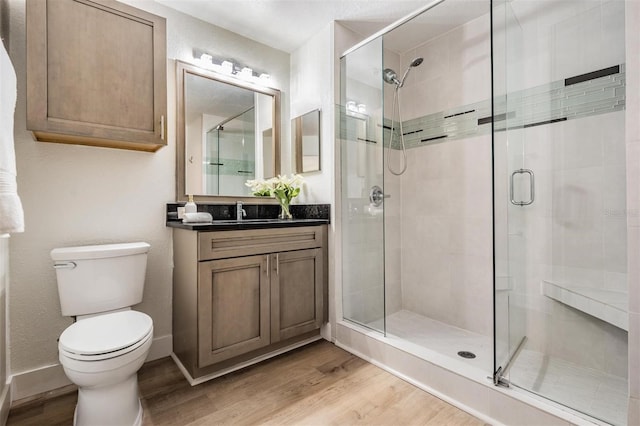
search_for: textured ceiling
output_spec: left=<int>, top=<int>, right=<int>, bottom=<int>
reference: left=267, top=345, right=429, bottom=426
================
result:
left=155, top=0, right=431, bottom=53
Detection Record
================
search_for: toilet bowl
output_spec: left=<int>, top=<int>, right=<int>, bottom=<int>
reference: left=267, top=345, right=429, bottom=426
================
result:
left=51, top=242, right=153, bottom=426
left=59, top=310, right=153, bottom=426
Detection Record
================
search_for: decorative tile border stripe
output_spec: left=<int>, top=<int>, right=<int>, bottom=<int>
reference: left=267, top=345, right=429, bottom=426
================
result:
left=399, top=99, right=491, bottom=148
left=339, top=64, right=625, bottom=150
left=401, top=63, right=625, bottom=148
left=565, top=65, right=620, bottom=86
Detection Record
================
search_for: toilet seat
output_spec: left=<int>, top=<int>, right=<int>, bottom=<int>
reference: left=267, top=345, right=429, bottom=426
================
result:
left=59, top=311, right=153, bottom=361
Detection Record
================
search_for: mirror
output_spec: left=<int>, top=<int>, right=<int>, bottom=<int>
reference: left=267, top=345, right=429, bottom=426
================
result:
left=176, top=61, right=281, bottom=200
left=293, top=109, right=321, bottom=173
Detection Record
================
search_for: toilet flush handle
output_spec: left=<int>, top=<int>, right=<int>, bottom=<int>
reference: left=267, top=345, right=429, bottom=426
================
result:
left=53, top=261, right=77, bottom=269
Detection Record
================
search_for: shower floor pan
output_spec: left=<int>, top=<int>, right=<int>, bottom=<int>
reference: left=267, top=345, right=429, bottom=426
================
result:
left=352, top=310, right=626, bottom=425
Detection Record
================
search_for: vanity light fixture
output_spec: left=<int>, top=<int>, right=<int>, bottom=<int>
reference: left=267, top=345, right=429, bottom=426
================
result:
left=221, top=61, right=234, bottom=75
left=345, top=99, right=367, bottom=117
left=239, top=67, right=254, bottom=80
left=194, top=51, right=271, bottom=86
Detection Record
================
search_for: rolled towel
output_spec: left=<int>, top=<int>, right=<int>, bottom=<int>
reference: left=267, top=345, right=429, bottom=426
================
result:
left=182, top=212, right=213, bottom=223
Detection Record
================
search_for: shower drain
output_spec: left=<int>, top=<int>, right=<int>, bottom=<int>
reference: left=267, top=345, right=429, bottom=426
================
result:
left=457, top=351, right=476, bottom=359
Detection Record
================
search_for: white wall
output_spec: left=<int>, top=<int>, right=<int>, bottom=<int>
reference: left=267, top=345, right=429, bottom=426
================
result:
left=290, top=24, right=334, bottom=204
left=5, top=0, right=290, bottom=391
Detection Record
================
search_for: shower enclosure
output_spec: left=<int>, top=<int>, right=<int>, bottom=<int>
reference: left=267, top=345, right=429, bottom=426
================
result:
left=339, top=0, right=628, bottom=424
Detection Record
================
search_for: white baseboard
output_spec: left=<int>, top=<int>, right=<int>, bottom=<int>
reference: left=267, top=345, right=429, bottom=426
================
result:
left=11, top=363, right=71, bottom=402
left=173, top=335, right=324, bottom=386
left=320, top=322, right=332, bottom=341
left=146, top=334, right=172, bottom=362
left=0, top=379, right=11, bottom=424
left=10, top=334, right=172, bottom=402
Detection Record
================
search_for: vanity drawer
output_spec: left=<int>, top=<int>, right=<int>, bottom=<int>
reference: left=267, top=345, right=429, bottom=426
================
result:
left=198, top=226, right=324, bottom=261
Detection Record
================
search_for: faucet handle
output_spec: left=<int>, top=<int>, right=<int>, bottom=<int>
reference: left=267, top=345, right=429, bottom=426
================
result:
left=235, top=201, right=246, bottom=220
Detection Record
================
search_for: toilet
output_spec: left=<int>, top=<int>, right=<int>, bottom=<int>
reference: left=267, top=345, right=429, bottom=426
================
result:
left=51, top=242, right=154, bottom=426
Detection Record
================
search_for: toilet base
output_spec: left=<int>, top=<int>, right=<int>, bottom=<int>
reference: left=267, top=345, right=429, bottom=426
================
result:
left=73, top=400, right=142, bottom=426
left=72, top=373, right=143, bottom=426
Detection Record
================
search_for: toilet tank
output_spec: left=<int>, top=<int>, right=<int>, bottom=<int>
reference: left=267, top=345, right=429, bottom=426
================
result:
left=50, top=242, right=150, bottom=317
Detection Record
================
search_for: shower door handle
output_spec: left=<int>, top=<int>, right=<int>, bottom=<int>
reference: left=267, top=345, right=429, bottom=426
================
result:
left=510, top=169, right=535, bottom=206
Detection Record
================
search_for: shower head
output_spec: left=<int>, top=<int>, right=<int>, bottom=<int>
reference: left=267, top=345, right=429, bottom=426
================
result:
left=383, top=68, right=401, bottom=86
left=410, top=57, right=424, bottom=67
left=383, top=58, right=424, bottom=88
left=398, top=57, right=424, bottom=88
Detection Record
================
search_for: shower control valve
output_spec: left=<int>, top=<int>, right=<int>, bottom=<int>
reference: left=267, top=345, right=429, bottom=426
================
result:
left=369, top=185, right=390, bottom=207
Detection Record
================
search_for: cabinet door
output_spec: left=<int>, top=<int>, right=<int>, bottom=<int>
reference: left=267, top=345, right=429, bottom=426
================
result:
left=271, top=249, right=323, bottom=342
left=26, top=0, right=167, bottom=151
left=198, top=255, right=270, bottom=367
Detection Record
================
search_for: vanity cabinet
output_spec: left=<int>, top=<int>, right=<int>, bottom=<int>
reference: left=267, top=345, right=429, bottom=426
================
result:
left=198, top=255, right=270, bottom=366
left=270, top=248, right=324, bottom=342
left=26, top=0, right=167, bottom=152
left=173, top=226, right=327, bottom=382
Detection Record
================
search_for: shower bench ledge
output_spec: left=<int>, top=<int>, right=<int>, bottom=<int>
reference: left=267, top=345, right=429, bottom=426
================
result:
left=542, top=280, right=628, bottom=331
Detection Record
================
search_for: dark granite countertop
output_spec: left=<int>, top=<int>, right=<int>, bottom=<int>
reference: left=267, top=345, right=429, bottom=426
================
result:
left=166, top=203, right=330, bottom=231
left=167, top=218, right=329, bottom=231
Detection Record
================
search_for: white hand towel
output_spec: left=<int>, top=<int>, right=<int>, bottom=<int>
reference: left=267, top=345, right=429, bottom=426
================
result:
left=0, top=40, right=24, bottom=234
left=182, top=212, right=213, bottom=223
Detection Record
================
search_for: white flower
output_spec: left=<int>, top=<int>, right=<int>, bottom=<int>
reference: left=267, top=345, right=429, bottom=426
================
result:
left=245, top=179, right=273, bottom=196
left=245, top=175, right=304, bottom=199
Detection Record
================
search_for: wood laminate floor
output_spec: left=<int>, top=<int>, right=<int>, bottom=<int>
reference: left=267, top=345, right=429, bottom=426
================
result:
left=7, top=341, right=487, bottom=426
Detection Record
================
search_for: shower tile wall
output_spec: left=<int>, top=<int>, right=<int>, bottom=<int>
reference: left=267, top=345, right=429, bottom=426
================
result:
left=400, top=134, right=493, bottom=336
left=387, top=12, right=494, bottom=337
left=390, top=0, right=628, bottom=378
left=510, top=112, right=628, bottom=378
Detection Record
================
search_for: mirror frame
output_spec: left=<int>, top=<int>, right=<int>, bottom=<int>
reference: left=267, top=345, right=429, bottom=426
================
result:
left=293, top=109, right=321, bottom=173
left=176, top=60, right=281, bottom=202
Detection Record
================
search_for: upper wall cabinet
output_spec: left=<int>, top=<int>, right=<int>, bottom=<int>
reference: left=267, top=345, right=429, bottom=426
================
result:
left=26, top=0, right=167, bottom=152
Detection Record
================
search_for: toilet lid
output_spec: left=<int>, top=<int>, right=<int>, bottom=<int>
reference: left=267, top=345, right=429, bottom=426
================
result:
left=59, top=311, right=153, bottom=356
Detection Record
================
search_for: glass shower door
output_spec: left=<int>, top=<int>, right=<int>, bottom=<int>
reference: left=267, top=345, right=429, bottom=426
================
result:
left=340, top=37, right=386, bottom=333
left=493, top=0, right=526, bottom=385
left=494, top=1, right=628, bottom=423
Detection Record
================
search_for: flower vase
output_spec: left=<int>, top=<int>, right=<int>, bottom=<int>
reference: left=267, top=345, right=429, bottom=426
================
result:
left=278, top=199, right=293, bottom=220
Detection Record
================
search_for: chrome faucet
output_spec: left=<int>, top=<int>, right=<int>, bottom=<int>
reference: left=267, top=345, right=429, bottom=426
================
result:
left=236, top=201, right=247, bottom=221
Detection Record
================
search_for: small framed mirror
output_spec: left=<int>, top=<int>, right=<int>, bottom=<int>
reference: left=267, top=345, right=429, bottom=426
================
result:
left=176, top=61, right=281, bottom=200
left=293, top=109, right=321, bottom=173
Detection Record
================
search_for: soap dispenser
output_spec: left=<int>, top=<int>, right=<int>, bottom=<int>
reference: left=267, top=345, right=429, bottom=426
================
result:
left=185, top=194, right=197, bottom=213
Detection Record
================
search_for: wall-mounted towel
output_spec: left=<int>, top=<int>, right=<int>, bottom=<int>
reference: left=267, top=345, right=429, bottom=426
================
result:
left=0, top=40, right=24, bottom=234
